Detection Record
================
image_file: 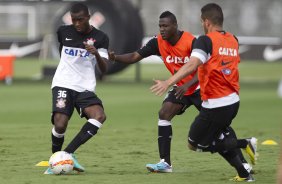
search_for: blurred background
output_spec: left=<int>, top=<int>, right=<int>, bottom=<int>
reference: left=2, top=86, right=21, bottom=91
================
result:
left=0, top=1, right=281, bottom=183
left=0, top=0, right=281, bottom=84
left=0, top=0, right=282, bottom=96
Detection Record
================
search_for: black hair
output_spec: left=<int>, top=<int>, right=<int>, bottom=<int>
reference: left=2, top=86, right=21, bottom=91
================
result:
left=201, top=3, right=224, bottom=26
left=159, top=11, right=177, bottom=24
left=70, top=3, right=89, bottom=15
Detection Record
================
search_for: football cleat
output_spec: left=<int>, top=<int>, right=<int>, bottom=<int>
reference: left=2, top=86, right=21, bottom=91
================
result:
left=243, top=163, right=253, bottom=174
left=230, top=174, right=255, bottom=182
left=43, top=167, right=54, bottom=175
left=244, top=137, right=258, bottom=165
left=71, top=154, right=85, bottom=172
left=146, top=159, right=172, bottom=173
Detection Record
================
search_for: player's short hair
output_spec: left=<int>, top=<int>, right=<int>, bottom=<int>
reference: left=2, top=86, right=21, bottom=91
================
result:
left=201, top=3, right=223, bottom=26
left=70, top=3, right=89, bottom=15
left=159, top=11, right=177, bottom=24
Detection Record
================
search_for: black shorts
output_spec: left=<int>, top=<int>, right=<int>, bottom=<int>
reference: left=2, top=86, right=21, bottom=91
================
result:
left=188, top=102, right=240, bottom=150
left=51, top=87, right=103, bottom=123
left=163, top=87, right=202, bottom=115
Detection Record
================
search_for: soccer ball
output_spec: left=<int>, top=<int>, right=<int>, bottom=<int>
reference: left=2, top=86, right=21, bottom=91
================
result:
left=48, top=151, right=74, bottom=175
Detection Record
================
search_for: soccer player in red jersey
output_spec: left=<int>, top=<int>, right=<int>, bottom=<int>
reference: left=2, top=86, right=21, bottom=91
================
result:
left=109, top=11, right=251, bottom=174
left=151, top=4, right=257, bottom=181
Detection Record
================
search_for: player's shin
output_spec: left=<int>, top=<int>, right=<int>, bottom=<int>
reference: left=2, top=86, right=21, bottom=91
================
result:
left=158, top=119, right=172, bottom=165
left=64, top=119, right=102, bottom=153
left=225, top=127, right=248, bottom=163
left=227, top=154, right=249, bottom=178
left=51, top=127, right=65, bottom=153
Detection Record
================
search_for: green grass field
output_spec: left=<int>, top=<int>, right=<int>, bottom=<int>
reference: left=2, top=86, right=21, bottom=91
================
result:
left=0, top=58, right=281, bottom=184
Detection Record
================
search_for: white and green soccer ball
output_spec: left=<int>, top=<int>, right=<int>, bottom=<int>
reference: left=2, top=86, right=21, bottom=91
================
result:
left=48, top=151, right=74, bottom=175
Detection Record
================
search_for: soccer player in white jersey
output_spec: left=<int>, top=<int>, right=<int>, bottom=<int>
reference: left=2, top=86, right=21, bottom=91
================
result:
left=44, top=3, right=109, bottom=174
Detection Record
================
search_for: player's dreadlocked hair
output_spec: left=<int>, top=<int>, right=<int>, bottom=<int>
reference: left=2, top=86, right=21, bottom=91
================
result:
left=159, top=11, right=177, bottom=24
left=70, top=3, right=89, bottom=16
left=201, top=3, right=224, bottom=26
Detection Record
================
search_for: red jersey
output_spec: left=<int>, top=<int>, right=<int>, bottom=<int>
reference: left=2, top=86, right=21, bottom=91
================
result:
left=198, top=31, right=240, bottom=100
left=157, top=32, right=199, bottom=95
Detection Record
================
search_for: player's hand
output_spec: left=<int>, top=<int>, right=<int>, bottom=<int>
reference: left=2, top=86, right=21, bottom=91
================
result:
left=150, top=79, right=169, bottom=96
left=83, top=41, right=98, bottom=56
left=108, top=50, right=116, bottom=62
left=174, top=85, right=187, bottom=99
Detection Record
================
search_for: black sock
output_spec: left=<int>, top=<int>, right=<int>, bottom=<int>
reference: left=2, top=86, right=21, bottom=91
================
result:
left=219, top=149, right=237, bottom=163
left=52, top=134, right=64, bottom=153
left=226, top=127, right=248, bottom=163
left=64, top=121, right=99, bottom=153
left=228, top=155, right=249, bottom=178
left=158, top=125, right=172, bottom=165
left=237, top=139, right=248, bottom=148
left=51, top=128, right=65, bottom=153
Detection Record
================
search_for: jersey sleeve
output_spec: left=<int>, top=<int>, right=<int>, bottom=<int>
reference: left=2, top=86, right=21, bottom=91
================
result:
left=97, top=34, right=109, bottom=59
left=137, top=37, right=160, bottom=58
left=191, top=35, right=212, bottom=64
left=98, top=34, right=109, bottom=50
left=57, top=26, right=63, bottom=56
left=191, top=37, right=197, bottom=49
left=233, top=35, right=239, bottom=49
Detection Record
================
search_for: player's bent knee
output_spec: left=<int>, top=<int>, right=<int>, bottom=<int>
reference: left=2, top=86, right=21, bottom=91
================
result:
left=99, top=114, right=106, bottom=123
left=53, top=114, right=68, bottom=133
left=54, top=123, right=67, bottom=133
left=158, top=109, right=173, bottom=120
left=94, top=113, right=106, bottom=123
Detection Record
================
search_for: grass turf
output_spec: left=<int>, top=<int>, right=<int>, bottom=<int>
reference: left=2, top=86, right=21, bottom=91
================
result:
left=0, top=59, right=281, bottom=184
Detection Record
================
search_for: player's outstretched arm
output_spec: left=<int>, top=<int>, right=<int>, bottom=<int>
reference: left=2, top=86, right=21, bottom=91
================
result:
left=108, top=51, right=143, bottom=64
left=151, top=57, right=202, bottom=96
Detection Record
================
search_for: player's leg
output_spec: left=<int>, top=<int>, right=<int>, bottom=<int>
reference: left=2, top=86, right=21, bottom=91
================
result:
left=45, top=87, right=74, bottom=174
left=209, top=104, right=256, bottom=180
left=187, top=103, right=254, bottom=180
left=45, top=115, right=69, bottom=175
left=192, top=102, right=241, bottom=153
left=146, top=87, right=190, bottom=173
left=216, top=130, right=253, bottom=175
left=64, top=91, right=105, bottom=153
left=62, top=91, right=105, bottom=172
left=64, top=104, right=106, bottom=153
left=225, top=127, right=253, bottom=173
left=51, top=113, right=69, bottom=153
left=64, top=104, right=105, bottom=172
left=157, top=101, right=183, bottom=165
left=200, top=103, right=257, bottom=165
left=146, top=101, right=182, bottom=173
left=51, top=87, right=74, bottom=153
left=219, top=151, right=254, bottom=181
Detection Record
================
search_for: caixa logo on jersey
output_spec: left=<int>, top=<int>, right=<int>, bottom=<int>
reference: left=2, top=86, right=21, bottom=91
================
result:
left=64, top=48, right=90, bottom=58
left=166, top=56, right=190, bottom=64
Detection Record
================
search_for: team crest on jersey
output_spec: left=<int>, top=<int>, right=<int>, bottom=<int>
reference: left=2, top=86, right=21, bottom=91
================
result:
left=222, top=68, right=231, bottom=75
left=86, top=38, right=96, bottom=44
left=56, top=98, right=66, bottom=108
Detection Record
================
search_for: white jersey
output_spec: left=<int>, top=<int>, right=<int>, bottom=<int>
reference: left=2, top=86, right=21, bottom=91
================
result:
left=51, top=25, right=109, bottom=92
